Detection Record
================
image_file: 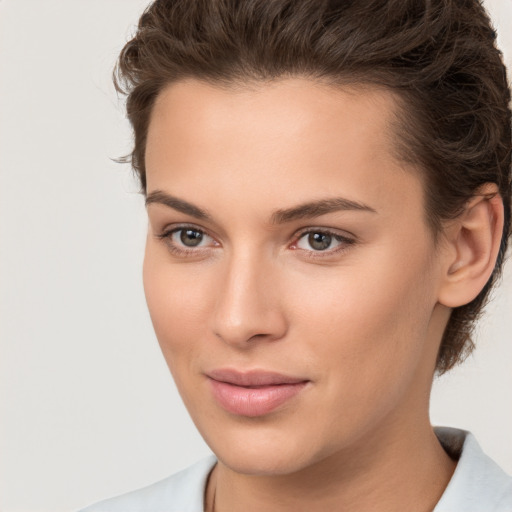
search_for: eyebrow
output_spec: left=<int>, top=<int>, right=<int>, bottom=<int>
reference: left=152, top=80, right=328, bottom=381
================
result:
left=145, top=190, right=211, bottom=220
left=270, top=197, right=377, bottom=224
left=145, top=190, right=376, bottom=223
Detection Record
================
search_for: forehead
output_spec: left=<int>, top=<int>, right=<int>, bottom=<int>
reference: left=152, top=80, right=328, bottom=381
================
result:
left=147, top=78, right=401, bottom=165
left=145, top=78, right=424, bottom=225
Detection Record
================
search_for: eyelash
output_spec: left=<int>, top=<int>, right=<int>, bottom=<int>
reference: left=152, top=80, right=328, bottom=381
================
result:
left=155, top=225, right=217, bottom=257
left=155, top=225, right=356, bottom=259
left=291, top=228, right=356, bottom=259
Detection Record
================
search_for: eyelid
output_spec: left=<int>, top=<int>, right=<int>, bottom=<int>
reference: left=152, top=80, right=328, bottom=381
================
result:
left=289, top=227, right=357, bottom=255
left=157, top=222, right=217, bottom=241
left=155, top=223, right=220, bottom=256
left=291, top=226, right=356, bottom=243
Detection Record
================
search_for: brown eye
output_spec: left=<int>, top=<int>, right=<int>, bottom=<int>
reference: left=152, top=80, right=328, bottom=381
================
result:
left=294, top=230, right=353, bottom=254
left=308, top=232, right=332, bottom=251
left=157, top=226, right=219, bottom=257
left=179, top=229, right=204, bottom=247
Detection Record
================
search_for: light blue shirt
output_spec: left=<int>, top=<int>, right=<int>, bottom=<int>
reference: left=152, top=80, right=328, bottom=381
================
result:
left=80, top=427, right=512, bottom=512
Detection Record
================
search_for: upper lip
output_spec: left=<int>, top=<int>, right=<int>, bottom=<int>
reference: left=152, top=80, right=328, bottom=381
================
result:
left=207, top=368, right=309, bottom=387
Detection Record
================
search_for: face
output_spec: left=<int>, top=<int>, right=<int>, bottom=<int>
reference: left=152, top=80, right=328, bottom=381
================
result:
left=143, top=78, right=450, bottom=476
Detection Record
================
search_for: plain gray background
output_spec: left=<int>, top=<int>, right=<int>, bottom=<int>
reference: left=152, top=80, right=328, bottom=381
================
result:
left=0, top=1, right=511, bottom=511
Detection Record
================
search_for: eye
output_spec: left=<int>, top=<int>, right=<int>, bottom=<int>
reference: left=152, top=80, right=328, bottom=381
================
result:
left=156, top=225, right=219, bottom=256
left=174, top=228, right=208, bottom=247
left=293, top=230, right=354, bottom=253
left=299, top=232, right=337, bottom=251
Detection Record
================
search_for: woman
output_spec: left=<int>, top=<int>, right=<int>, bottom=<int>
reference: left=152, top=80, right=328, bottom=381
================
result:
left=81, top=0, right=512, bottom=510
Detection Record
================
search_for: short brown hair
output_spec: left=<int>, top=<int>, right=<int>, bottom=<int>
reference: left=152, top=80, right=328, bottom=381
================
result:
left=115, top=0, right=511, bottom=374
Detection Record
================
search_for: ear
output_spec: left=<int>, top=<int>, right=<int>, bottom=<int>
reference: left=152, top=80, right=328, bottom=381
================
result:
left=437, top=183, right=504, bottom=308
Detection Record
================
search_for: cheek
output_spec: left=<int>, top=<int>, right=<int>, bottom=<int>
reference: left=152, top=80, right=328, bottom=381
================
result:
left=142, top=245, right=215, bottom=370
left=285, top=248, right=437, bottom=397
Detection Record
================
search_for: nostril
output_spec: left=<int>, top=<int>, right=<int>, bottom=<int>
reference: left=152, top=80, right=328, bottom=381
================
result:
left=248, top=333, right=270, bottom=342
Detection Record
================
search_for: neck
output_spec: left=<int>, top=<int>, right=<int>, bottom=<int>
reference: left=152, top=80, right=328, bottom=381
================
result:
left=206, top=414, right=456, bottom=512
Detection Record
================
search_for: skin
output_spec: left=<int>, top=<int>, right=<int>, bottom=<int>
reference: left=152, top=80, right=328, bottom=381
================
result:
left=142, top=78, right=502, bottom=512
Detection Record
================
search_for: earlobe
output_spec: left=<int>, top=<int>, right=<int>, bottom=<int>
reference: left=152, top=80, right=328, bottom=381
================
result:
left=438, top=184, right=504, bottom=308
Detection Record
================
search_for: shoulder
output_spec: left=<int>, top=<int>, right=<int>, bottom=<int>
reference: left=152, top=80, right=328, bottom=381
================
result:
left=434, top=427, right=512, bottom=512
left=79, top=455, right=217, bottom=512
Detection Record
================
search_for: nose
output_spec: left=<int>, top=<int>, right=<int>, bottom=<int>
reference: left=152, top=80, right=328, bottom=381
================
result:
left=211, top=251, right=288, bottom=348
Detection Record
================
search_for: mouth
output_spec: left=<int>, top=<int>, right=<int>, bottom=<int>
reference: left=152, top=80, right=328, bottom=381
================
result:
left=206, top=369, right=310, bottom=417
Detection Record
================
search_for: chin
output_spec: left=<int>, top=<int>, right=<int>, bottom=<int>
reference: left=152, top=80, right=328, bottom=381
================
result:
left=201, top=420, right=326, bottom=476
left=218, top=448, right=309, bottom=476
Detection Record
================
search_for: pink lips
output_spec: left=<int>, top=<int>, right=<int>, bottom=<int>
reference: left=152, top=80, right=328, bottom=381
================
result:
left=207, top=369, right=309, bottom=417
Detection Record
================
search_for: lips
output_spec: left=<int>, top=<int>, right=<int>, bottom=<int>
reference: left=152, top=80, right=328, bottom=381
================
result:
left=207, top=369, right=309, bottom=417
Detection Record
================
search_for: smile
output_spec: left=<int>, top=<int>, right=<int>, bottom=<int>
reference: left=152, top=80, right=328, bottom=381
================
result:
left=207, top=369, right=310, bottom=417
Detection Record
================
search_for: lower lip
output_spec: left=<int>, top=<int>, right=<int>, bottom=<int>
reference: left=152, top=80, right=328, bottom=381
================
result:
left=208, top=379, right=308, bottom=417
